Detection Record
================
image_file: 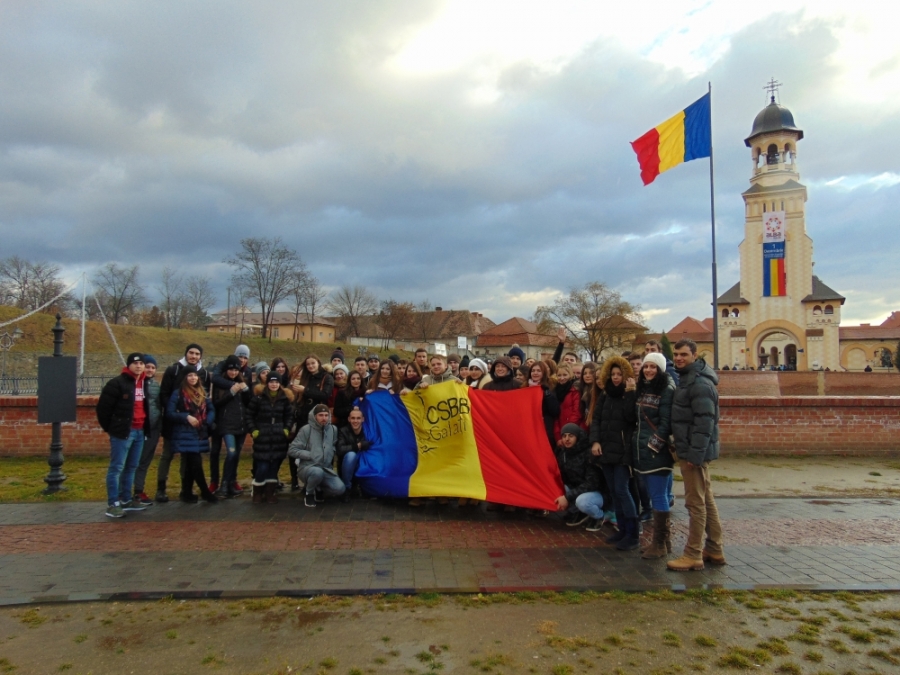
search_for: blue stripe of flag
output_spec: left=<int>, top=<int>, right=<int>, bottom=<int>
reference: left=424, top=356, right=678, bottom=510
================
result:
left=683, top=93, right=711, bottom=162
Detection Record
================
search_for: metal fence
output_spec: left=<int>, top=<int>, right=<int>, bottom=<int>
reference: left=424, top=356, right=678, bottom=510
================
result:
left=0, top=375, right=116, bottom=396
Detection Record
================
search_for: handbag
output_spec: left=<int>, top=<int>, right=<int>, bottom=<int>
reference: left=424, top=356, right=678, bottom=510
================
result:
left=640, top=407, right=677, bottom=462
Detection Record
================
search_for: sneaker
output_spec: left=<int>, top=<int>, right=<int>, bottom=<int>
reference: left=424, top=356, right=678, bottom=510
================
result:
left=105, top=503, right=125, bottom=518
left=565, top=513, right=590, bottom=527
left=180, top=493, right=199, bottom=504
left=584, top=517, right=604, bottom=532
left=232, top=482, right=244, bottom=494
left=155, top=490, right=169, bottom=503
left=121, top=500, right=148, bottom=512
left=208, top=481, right=218, bottom=494
left=304, top=493, right=317, bottom=508
left=133, top=492, right=154, bottom=506
left=640, top=510, right=653, bottom=522
left=603, top=511, right=617, bottom=527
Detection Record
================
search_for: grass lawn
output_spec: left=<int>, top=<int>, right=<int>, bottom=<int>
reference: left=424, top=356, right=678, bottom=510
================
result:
left=0, top=456, right=108, bottom=502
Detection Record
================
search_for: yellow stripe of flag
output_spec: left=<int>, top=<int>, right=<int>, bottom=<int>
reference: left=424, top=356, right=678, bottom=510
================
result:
left=657, top=110, right=686, bottom=174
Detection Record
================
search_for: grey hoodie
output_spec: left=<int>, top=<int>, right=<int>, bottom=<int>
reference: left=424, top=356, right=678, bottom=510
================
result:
left=288, top=408, right=340, bottom=482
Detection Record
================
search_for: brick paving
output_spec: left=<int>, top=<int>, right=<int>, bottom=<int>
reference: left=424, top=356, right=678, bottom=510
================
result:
left=1, top=496, right=899, bottom=605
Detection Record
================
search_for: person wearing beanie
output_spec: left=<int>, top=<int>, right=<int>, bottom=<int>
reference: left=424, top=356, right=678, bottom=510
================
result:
left=246, top=372, right=294, bottom=503
left=234, top=344, right=250, bottom=359
left=328, top=363, right=350, bottom=418
left=209, top=353, right=252, bottom=498
left=632, top=351, right=676, bottom=559
left=446, top=354, right=461, bottom=377
left=96, top=353, right=150, bottom=518
left=154, top=344, right=211, bottom=503
left=587, top=355, right=639, bottom=552
left=553, top=423, right=606, bottom=530
left=330, top=349, right=345, bottom=367
left=288, top=403, right=345, bottom=508
left=253, top=361, right=270, bottom=383
left=465, top=358, right=492, bottom=390
left=483, top=356, right=519, bottom=392
left=388, top=354, right=400, bottom=365
left=507, top=345, right=526, bottom=369
left=132, top=354, right=162, bottom=506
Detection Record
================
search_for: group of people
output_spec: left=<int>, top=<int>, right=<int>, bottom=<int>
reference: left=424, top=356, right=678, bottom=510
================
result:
left=95, top=334, right=725, bottom=572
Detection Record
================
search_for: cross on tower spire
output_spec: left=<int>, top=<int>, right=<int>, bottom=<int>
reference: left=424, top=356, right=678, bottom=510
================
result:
left=764, top=77, right=782, bottom=104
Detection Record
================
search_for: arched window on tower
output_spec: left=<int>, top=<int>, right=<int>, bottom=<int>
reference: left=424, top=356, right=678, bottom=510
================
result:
left=767, top=144, right=780, bottom=165
left=813, top=305, right=822, bottom=316
left=722, top=308, right=729, bottom=318
left=731, top=308, right=740, bottom=318
left=824, top=305, right=834, bottom=315
left=784, top=143, right=793, bottom=164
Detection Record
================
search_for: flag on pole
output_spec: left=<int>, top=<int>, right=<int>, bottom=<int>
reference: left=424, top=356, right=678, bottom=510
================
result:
left=630, top=93, right=711, bottom=185
left=355, top=382, right=564, bottom=509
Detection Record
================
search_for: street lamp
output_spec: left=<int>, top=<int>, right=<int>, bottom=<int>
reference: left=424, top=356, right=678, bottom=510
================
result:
left=0, top=326, right=24, bottom=378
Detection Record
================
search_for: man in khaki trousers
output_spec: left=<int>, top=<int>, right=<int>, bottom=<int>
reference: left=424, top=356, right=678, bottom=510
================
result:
left=666, top=339, right=726, bottom=571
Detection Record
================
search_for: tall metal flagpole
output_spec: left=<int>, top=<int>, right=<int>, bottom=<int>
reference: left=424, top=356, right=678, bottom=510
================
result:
left=709, top=81, right=719, bottom=370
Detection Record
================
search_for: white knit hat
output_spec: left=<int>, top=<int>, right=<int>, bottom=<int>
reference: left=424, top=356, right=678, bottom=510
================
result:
left=468, top=358, right=489, bottom=375
left=642, top=352, right=667, bottom=373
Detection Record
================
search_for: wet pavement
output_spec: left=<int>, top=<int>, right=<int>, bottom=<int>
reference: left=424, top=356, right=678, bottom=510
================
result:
left=2, top=496, right=899, bottom=605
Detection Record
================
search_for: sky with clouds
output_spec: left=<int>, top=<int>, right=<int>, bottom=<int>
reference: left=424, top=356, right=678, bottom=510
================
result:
left=1, top=0, right=897, bottom=331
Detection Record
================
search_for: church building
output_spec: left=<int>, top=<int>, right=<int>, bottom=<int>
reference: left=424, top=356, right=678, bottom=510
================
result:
left=645, top=89, right=898, bottom=371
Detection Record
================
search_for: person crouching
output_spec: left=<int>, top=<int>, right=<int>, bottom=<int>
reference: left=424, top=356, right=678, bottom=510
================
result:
left=289, top=404, right=345, bottom=508
left=553, top=423, right=606, bottom=530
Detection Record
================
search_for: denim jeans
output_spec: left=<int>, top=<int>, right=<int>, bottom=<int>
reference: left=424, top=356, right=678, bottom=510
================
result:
left=340, top=452, right=360, bottom=489
left=573, top=491, right=605, bottom=519
left=643, top=472, right=672, bottom=512
left=133, top=426, right=160, bottom=494
left=601, top=464, right=637, bottom=522
left=211, top=433, right=245, bottom=486
left=107, top=429, right=144, bottom=506
left=303, top=467, right=345, bottom=497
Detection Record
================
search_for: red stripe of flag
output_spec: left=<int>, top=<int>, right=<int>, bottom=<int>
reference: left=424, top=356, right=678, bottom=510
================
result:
left=631, top=128, right=661, bottom=185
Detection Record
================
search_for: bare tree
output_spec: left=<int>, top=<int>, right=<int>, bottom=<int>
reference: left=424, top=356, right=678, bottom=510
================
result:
left=327, top=284, right=378, bottom=339
left=289, top=270, right=328, bottom=342
left=411, top=299, right=441, bottom=343
left=225, top=237, right=302, bottom=340
left=376, top=300, right=415, bottom=350
left=0, top=256, right=73, bottom=313
left=92, top=263, right=147, bottom=325
left=157, top=266, right=186, bottom=331
left=183, top=275, right=217, bottom=328
left=534, top=281, right=643, bottom=361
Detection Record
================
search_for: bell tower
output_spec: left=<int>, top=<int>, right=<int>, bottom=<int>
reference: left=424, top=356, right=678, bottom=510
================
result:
left=716, top=81, right=844, bottom=370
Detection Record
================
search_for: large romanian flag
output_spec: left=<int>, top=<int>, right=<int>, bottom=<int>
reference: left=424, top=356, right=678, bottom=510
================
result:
left=355, top=382, right=564, bottom=510
left=631, top=93, right=711, bottom=185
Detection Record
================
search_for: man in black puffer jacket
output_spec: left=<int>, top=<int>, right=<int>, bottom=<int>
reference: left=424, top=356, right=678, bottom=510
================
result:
left=553, top=424, right=606, bottom=531
left=666, top=338, right=725, bottom=572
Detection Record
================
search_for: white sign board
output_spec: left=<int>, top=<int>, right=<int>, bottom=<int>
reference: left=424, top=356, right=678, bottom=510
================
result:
left=457, top=336, right=467, bottom=350
left=434, top=343, right=447, bottom=356
left=763, top=211, right=785, bottom=243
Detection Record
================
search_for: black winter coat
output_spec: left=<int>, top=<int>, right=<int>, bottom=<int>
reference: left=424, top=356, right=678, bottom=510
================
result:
left=535, top=384, right=560, bottom=450
left=246, top=386, right=295, bottom=462
left=295, top=370, right=334, bottom=429
left=333, top=386, right=365, bottom=429
left=555, top=429, right=604, bottom=500
left=588, top=381, right=636, bottom=466
left=336, top=425, right=370, bottom=463
left=96, top=370, right=149, bottom=439
left=671, top=360, right=720, bottom=466
left=211, top=373, right=250, bottom=436
left=628, top=372, right=675, bottom=474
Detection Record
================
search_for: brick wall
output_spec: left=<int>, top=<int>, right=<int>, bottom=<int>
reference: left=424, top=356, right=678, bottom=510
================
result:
left=3, top=394, right=900, bottom=458
left=719, top=396, right=900, bottom=455
left=718, top=371, right=900, bottom=397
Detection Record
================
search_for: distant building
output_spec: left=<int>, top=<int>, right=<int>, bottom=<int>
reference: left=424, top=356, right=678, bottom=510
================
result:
left=475, top=317, right=563, bottom=360
left=337, top=308, right=495, bottom=355
left=206, top=309, right=337, bottom=343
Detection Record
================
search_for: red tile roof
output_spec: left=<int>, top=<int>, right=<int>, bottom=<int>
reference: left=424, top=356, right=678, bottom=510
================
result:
left=476, top=317, right=560, bottom=347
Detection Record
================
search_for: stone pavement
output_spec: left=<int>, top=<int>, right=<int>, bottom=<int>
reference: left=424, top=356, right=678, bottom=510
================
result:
left=1, top=496, right=899, bottom=606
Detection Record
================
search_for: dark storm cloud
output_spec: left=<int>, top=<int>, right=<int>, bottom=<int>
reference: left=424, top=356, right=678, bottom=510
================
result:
left=0, top=3, right=895, bottom=330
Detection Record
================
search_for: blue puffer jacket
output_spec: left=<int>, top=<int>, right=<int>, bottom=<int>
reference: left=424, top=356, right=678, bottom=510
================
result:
left=166, top=390, right=215, bottom=454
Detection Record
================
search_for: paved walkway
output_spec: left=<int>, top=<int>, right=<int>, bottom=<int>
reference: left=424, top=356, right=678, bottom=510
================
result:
left=1, top=496, right=899, bottom=605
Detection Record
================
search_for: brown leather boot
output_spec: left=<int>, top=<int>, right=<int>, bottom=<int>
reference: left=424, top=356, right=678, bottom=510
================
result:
left=667, top=555, right=705, bottom=572
left=265, top=481, right=278, bottom=504
left=702, top=549, right=727, bottom=565
left=641, top=511, right=669, bottom=559
left=251, top=482, right=264, bottom=504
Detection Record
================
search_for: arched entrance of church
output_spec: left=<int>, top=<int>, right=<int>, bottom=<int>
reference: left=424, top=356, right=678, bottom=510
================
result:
left=753, top=327, right=802, bottom=371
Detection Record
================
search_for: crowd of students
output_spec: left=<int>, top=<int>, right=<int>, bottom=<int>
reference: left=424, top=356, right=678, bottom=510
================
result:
left=96, top=334, right=724, bottom=572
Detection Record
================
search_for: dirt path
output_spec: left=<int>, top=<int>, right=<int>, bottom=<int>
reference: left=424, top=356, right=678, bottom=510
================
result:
left=2, top=592, right=900, bottom=674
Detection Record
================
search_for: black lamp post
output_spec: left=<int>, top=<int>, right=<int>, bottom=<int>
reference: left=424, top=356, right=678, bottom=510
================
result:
left=42, top=314, right=68, bottom=494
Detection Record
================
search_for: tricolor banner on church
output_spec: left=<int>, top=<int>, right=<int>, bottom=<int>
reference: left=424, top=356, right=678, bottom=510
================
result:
left=763, top=211, right=787, bottom=296
left=355, top=382, right=564, bottom=510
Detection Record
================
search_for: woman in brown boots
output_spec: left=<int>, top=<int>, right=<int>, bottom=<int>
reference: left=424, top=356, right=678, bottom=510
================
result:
left=246, top=373, right=294, bottom=503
